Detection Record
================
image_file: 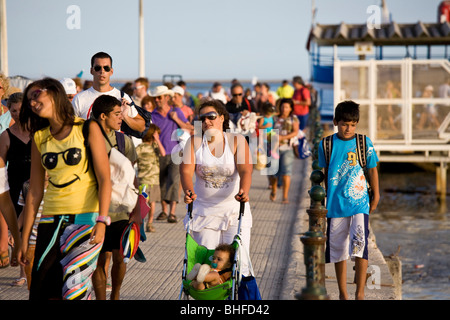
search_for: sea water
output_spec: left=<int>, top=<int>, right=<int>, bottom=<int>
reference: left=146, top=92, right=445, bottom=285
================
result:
left=113, top=80, right=285, bottom=99
left=370, top=163, right=450, bottom=300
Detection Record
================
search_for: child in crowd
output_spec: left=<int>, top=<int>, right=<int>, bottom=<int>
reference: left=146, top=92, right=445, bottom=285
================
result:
left=136, top=124, right=166, bottom=233
left=90, top=94, right=140, bottom=300
left=318, top=100, right=380, bottom=300
left=257, top=102, right=279, bottom=160
left=187, top=243, right=235, bottom=290
left=237, top=105, right=257, bottom=136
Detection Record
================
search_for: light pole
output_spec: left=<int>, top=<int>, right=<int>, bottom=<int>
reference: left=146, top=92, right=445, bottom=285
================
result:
left=0, top=0, right=9, bottom=76
left=139, top=0, right=145, bottom=77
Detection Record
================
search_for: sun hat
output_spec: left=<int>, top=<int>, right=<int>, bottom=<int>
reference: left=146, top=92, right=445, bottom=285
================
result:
left=149, top=85, right=174, bottom=97
left=60, top=78, right=77, bottom=95
left=171, top=85, right=185, bottom=96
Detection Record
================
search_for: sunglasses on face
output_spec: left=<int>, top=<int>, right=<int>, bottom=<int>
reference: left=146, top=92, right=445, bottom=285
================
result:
left=41, top=148, right=82, bottom=170
left=232, top=93, right=243, bottom=97
left=29, top=89, right=47, bottom=102
left=199, top=111, right=219, bottom=122
left=93, top=65, right=111, bottom=72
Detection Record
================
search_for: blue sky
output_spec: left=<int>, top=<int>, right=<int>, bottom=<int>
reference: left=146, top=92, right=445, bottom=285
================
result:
left=4, top=0, right=444, bottom=82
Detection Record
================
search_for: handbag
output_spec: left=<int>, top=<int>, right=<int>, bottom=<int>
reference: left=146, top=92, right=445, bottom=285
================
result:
left=238, top=275, right=262, bottom=300
left=296, top=137, right=311, bottom=159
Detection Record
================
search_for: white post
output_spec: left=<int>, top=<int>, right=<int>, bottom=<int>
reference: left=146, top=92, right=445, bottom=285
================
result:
left=0, top=0, right=9, bottom=76
left=138, top=0, right=145, bottom=77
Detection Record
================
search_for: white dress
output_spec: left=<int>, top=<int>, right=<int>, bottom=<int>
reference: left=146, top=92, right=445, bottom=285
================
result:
left=183, top=133, right=252, bottom=233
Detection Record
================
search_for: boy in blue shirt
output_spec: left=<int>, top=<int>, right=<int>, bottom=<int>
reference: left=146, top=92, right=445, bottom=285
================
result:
left=318, top=100, right=380, bottom=300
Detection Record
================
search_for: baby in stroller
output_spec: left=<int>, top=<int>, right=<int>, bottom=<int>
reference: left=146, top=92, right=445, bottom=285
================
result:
left=187, top=244, right=235, bottom=290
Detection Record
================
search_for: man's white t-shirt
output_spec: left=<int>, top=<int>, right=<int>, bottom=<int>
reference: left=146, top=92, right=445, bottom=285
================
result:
left=72, top=86, right=138, bottom=120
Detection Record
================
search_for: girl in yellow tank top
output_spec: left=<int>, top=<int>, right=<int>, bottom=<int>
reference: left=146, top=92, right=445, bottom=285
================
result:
left=17, top=78, right=111, bottom=300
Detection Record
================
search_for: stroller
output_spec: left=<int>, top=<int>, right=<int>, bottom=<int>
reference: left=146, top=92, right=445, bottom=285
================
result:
left=178, top=200, right=250, bottom=300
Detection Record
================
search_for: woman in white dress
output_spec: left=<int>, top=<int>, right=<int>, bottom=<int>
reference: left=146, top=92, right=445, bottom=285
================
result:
left=180, top=99, right=253, bottom=276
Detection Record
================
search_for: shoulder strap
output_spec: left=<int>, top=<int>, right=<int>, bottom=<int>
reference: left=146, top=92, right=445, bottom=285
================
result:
left=87, top=118, right=114, bottom=150
left=355, top=133, right=367, bottom=168
left=218, top=267, right=233, bottom=275
left=244, top=98, right=251, bottom=111
left=115, top=131, right=126, bottom=155
left=82, top=119, right=92, bottom=173
left=322, top=134, right=333, bottom=167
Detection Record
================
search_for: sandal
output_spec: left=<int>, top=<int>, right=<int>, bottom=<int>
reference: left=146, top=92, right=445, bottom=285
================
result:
left=270, top=192, right=276, bottom=202
left=282, top=198, right=289, bottom=204
left=0, top=251, right=9, bottom=268
left=167, top=214, right=178, bottom=223
left=156, top=212, right=168, bottom=221
left=146, top=223, right=156, bottom=232
left=11, top=277, right=27, bottom=287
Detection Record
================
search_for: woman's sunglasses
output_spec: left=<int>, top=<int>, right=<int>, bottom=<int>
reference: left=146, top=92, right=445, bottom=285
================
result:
left=93, top=65, right=111, bottom=72
left=29, top=89, right=47, bottom=102
left=199, top=112, right=219, bottom=122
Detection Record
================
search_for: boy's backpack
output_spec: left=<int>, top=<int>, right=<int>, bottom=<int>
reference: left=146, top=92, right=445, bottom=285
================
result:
left=120, top=91, right=152, bottom=139
left=83, top=119, right=139, bottom=214
left=322, top=133, right=373, bottom=200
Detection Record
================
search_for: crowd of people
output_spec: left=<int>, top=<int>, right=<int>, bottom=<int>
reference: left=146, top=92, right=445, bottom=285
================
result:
left=0, top=50, right=378, bottom=301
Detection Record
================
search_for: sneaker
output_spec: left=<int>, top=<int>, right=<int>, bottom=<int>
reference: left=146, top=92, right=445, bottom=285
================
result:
left=156, top=212, right=168, bottom=220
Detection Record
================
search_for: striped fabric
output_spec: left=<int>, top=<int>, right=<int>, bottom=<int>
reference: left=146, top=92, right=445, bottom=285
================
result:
left=60, top=223, right=102, bottom=300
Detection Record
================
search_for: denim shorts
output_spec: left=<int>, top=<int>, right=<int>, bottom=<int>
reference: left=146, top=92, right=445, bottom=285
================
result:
left=275, top=148, right=295, bottom=176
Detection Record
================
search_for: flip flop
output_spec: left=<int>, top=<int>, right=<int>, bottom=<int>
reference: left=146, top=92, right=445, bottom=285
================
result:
left=270, top=192, right=276, bottom=202
left=0, top=251, right=9, bottom=268
left=11, top=277, right=27, bottom=287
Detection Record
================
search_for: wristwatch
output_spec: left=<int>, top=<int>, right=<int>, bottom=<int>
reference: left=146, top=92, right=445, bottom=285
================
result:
left=96, top=215, right=111, bottom=226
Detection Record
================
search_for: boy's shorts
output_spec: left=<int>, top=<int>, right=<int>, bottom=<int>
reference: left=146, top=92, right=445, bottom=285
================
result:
left=325, top=213, right=369, bottom=263
left=101, top=219, right=129, bottom=252
left=0, top=167, right=9, bottom=194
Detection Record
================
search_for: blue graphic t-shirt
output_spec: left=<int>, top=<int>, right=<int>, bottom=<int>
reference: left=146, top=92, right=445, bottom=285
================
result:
left=318, top=133, right=378, bottom=218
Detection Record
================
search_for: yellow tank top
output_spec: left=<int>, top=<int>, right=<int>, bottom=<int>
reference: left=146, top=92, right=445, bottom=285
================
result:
left=34, top=118, right=99, bottom=215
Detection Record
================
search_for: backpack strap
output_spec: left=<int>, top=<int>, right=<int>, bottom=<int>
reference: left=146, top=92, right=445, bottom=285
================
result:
left=82, top=119, right=92, bottom=173
left=115, top=131, right=126, bottom=155
left=244, top=98, right=251, bottom=112
left=355, top=133, right=373, bottom=198
left=322, top=134, right=333, bottom=168
left=355, top=133, right=367, bottom=169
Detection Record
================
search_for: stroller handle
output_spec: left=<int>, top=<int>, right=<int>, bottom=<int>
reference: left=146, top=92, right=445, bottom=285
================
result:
left=238, top=201, right=245, bottom=220
left=187, top=192, right=246, bottom=220
left=187, top=191, right=193, bottom=219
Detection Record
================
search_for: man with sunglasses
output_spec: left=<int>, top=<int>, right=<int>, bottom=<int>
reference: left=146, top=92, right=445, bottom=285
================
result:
left=225, top=83, right=257, bottom=125
left=72, top=52, right=145, bottom=133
